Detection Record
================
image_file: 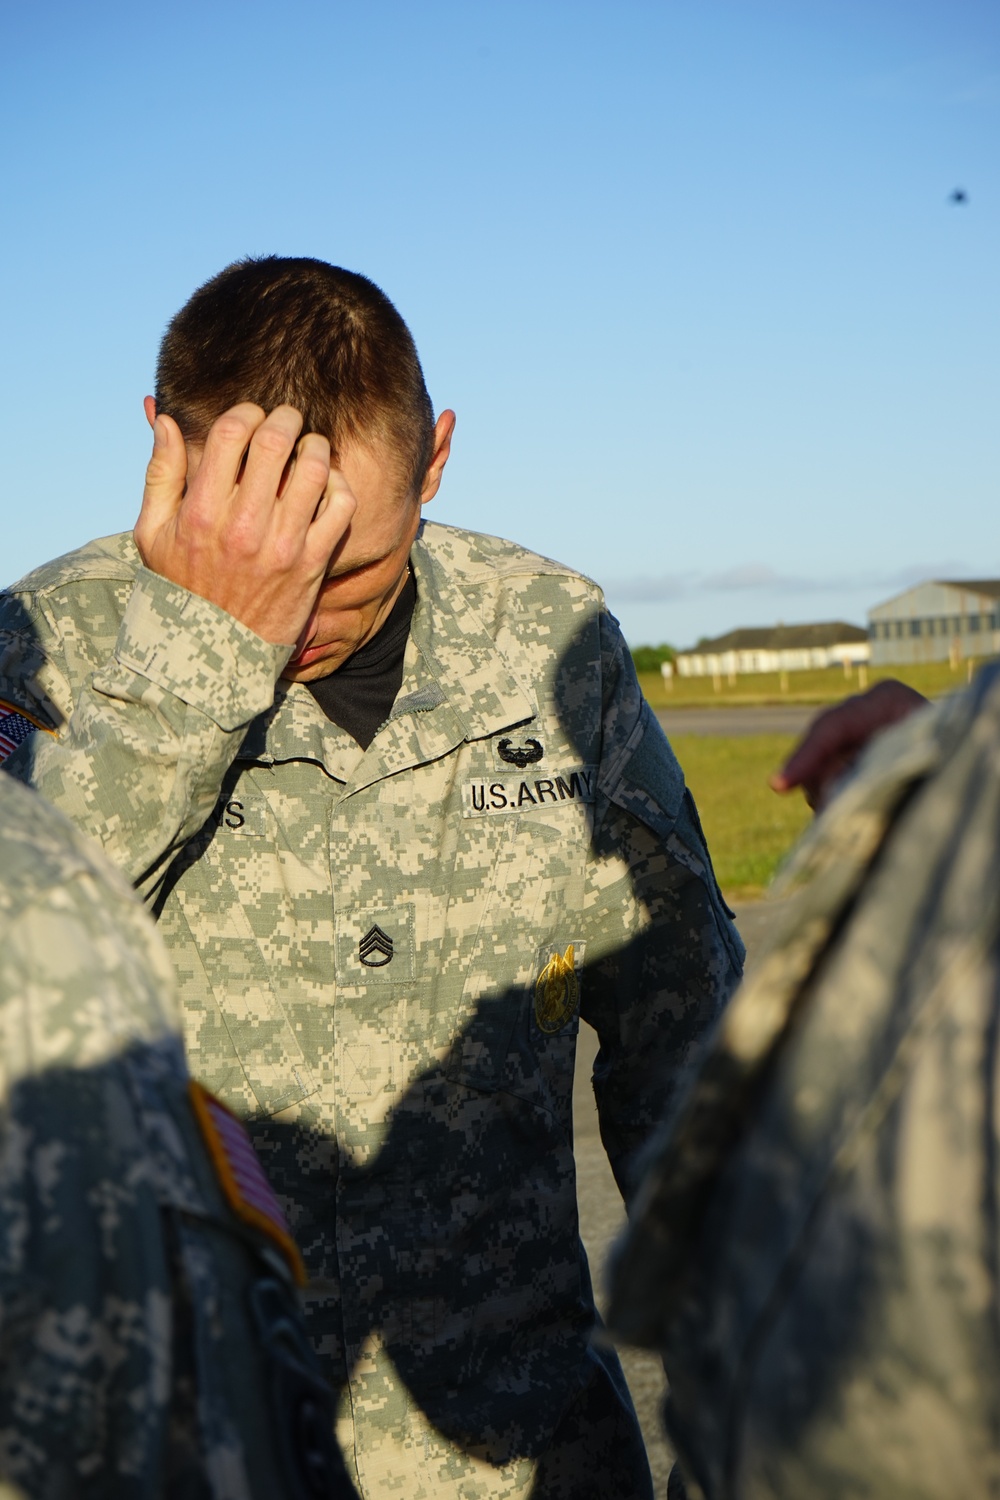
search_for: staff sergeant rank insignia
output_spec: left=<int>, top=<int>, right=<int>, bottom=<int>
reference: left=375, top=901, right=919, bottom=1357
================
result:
left=535, top=946, right=580, bottom=1034
left=360, top=924, right=394, bottom=967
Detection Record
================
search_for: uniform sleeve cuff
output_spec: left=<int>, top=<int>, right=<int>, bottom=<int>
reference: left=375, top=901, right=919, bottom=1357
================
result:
left=114, top=568, right=294, bottom=730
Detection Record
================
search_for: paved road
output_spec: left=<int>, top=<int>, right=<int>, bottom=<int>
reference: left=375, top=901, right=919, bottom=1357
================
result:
left=573, top=1023, right=675, bottom=1493
left=657, top=704, right=819, bottom=737
left=573, top=899, right=785, bottom=1497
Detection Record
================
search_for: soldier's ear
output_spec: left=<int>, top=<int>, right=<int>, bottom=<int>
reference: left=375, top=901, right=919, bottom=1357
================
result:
left=419, top=410, right=456, bottom=506
left=143, top=396, right=157, bottom=429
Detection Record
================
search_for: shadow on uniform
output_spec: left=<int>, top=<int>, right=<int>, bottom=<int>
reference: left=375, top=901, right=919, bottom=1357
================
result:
left=202, top=619, right=742, bottom=1499
left=237, top=941, right=696, bottom=1498
left=2, top=602, right=739, bottom=1498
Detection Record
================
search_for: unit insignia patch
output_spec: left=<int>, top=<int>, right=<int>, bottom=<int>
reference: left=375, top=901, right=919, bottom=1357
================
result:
left=535, top=945, right=580, bottom=1034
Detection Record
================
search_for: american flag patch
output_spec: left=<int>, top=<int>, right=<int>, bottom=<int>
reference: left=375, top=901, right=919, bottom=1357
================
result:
left=0, top=699, right=45, bottom=767
left=188, top=1081, right=307, bottom=1286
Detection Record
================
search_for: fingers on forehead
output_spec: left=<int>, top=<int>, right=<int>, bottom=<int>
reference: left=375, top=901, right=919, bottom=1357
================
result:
left=295, top=430, right=331, bottom=462
left=204, top=404, right=309, bottom=461
left=205, top=403, right=267, bottom=450
left=260, top=404, right=307, bottom=441
left=287, top=440, right=332, bottom=500
left=244, top=406, right=308, bottom=463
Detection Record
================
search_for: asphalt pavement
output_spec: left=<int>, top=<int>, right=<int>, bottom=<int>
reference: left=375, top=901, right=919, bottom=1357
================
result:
left=656, top=704, right=819, bottom=737
left=573, top=1021, right=675, bottom=1494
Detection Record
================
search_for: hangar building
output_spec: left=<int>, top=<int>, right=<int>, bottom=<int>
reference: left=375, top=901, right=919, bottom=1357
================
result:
left=868, top=580, right=1000, bottom=666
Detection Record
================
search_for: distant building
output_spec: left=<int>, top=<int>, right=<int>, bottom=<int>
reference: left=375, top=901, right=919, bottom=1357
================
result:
left=869, top=580, right=1000, bottom=666
left=676, top=622, right=869, bottom=678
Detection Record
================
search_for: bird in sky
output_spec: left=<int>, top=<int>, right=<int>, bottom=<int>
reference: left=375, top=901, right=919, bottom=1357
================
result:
left=949, top=188, right=969, bottom=204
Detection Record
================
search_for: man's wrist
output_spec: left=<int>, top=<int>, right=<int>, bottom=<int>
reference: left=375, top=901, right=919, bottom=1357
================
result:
left=113, top=567, right=293, bottom=730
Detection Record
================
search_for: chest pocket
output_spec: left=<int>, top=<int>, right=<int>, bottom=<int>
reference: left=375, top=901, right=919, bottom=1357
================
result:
left=446, top=807, right=589, bottom=1091
left=157, top=784, right=322, bottom=1120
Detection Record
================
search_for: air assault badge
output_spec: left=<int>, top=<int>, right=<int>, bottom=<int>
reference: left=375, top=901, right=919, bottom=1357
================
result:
left=535, top=945, right=580, bottom=1034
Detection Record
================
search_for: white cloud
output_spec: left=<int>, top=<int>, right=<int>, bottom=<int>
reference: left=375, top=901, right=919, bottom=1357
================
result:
left=878, top=560, right=976, bottom=589
left=699, top=563, right=849, bottom=593
left=604, top=572, right=695, bottom=602
left=604, top=558, right=1000, bottom=611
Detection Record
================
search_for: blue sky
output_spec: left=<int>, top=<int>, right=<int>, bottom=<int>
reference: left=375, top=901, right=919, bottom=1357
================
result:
left=2, top=0, right=996, bottom=649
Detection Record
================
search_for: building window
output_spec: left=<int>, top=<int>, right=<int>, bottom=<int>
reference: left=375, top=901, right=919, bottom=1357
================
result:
left=909, top=619, right=921, bottom=637
left=969, top=614, right=981, bottom=633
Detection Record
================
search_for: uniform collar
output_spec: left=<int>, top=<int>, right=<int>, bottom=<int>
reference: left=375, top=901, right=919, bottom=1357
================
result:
left=404, top=523, right=536, bottom=741
left=240, top=523, right=536, bottom=787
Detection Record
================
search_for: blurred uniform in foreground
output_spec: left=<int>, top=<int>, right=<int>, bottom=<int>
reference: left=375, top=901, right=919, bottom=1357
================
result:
left=608, top=661, right=1000, bottom=1499
left=0, top=772, right=351, bottom=1499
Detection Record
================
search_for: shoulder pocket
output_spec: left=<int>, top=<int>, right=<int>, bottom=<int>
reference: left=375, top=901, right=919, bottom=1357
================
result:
left=604, top=704, right=685, bottom=838
left=608, top=707, right=745, bottom=973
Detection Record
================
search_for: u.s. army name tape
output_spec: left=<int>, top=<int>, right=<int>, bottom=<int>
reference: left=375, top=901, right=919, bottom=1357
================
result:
left=463, top=766, right=597, bottom=817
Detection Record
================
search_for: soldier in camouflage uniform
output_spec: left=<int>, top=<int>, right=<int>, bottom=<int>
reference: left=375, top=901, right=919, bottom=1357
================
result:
left=0, top=257, right=743, bottom=1498
left=0, top=770, right=352, bottom=1498
left=609, top=663, right=1000, bottom=1499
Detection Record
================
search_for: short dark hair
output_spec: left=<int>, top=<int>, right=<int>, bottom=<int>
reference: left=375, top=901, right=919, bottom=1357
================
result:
left=155, top=256, right=436, bottom=493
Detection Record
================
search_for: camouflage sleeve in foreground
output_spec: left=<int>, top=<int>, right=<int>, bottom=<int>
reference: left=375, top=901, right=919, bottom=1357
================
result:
left=607, top=666, right=1000, bottom=1500
left=0, top=775, right=349, bottom=1500
left=0, top=538, right=291, bottom=897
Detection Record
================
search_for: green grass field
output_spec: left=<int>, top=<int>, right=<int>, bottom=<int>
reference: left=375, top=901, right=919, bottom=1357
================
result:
left=639, top=655, right=989, bottom=711
left=672, top=733, right=812, bottom=901
left=646, top=656, right=994, bottom=901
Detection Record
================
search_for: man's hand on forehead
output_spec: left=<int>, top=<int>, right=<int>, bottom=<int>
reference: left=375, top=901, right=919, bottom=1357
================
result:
left=134, top=403, right=357, bottom=647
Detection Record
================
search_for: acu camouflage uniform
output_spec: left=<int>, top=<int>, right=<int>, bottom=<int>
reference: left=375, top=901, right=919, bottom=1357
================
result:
left=0, top=520, right=743, bottom=1499
left=609, top=663, right=1000, bottom=1500
left=0, top=773, right=349, bottom=1499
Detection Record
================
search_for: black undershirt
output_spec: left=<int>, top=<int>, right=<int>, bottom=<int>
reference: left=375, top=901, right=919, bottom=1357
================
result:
left=306, top=570, right=417, bottom=749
